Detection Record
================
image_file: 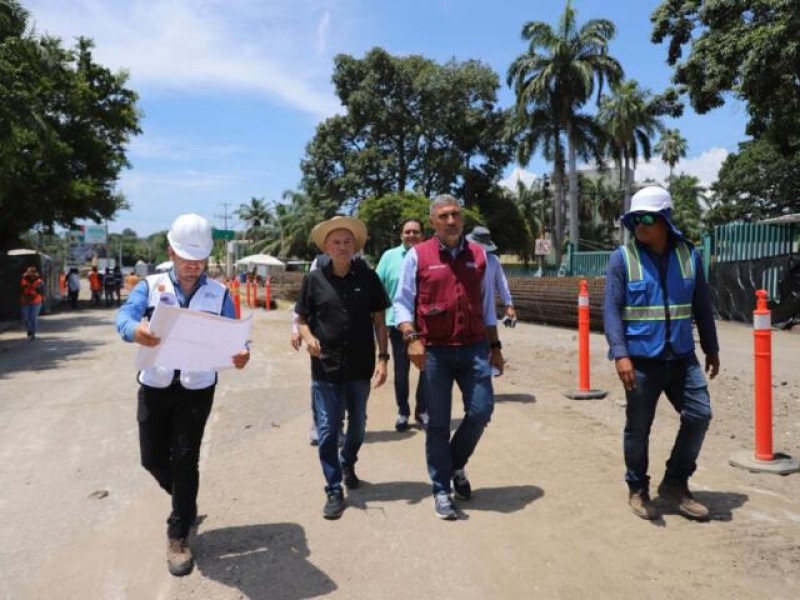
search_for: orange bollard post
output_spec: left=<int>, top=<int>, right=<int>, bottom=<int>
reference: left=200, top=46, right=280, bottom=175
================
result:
left=265, top=278, right=271, bottom=311
left=730, top=290, right=800, bottom=474
left=754, top=290, right=773, bottom=460
left=246, top=278, right=252, bottom=307
left=231, top=279, right=241, bottom=319
left=566, top=280, right=607, bottom=400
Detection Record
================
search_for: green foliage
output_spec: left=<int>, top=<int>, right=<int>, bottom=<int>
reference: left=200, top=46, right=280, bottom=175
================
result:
left=652, top=0, right=800, bottom=150
left=473, top=186, right=531, bottom=262
left=669, top=174, right=704, bottom=242
left=0, top=7, right=141, bottom=248
left=654, top=128, right=688, bottom=186
left=301, top=47, right=513, bottom=212
left=357, top=192, right=430, bottom=257
left=706, top=139, right=800, bottom=227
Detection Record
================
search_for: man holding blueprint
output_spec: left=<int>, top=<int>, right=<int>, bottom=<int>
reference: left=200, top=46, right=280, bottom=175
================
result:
left=116, top=213, right=250, bottom=577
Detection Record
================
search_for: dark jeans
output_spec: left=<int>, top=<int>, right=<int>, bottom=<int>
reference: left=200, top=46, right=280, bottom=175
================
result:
left=424, top=342, right=494, bottom=495
left=389, top=327, right=428, bottom=418
left=137, top=382, right=215, bottom=539
left=624, top=354, right=712, bottom=491
left=21, top=303, right=41, bottom=334
left=312, top=379, right=369, bottom=493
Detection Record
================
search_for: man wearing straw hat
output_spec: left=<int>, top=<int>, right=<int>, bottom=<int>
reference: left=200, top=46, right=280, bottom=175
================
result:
left=295, top=216, right=391, bottom=519
left=603, top=186, right=720, bottom=521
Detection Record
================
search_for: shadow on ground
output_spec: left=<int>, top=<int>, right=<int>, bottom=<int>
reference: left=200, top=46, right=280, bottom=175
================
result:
left=345, top=480, right=543, bottom=516
left=196, top=522, right=336, bottom=600
left=495, top=393, right=537, bottom=404
left=0, top=312, right=114, bottom=378
left=655, top=490, right=749, bottom=523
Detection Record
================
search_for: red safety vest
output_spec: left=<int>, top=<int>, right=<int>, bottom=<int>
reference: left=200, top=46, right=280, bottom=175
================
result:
left=414, top=237, right=486, bottom=346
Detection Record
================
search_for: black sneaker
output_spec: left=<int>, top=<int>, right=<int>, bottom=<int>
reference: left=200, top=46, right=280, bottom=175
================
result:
left=434, top=492, right=457, bottom=520
left=452, top=469, right=472, bottom=500
left=323, top=489, right=345, bottom=520
left=342, top=465, right=360, bottom=489
left=395, top=415, right=409, bottom=432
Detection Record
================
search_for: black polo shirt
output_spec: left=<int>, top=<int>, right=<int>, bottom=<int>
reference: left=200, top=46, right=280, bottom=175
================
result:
left=295, top=260, right=390, bottom=382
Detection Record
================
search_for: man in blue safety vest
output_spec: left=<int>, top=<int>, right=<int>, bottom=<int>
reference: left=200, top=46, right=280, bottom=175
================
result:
left=603, top=186, right=720, bottom=521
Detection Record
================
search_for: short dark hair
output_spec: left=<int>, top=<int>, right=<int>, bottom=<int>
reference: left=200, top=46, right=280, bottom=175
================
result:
left=400, top=217, right=423, bottom=231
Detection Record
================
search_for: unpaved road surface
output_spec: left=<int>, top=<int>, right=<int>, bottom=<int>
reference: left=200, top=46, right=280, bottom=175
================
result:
left=1, top=303, right=799, bottom=599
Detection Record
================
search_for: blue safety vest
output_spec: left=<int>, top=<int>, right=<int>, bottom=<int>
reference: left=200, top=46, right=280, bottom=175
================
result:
left=620, top=240, right=696, bottom=358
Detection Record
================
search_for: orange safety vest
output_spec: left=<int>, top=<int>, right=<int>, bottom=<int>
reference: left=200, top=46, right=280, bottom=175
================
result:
left=21, top=276, right=44, bottom=305
left=88, top=271, right=102, bottom=292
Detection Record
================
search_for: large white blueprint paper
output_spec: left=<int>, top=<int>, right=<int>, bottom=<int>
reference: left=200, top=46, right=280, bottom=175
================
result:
left=135, top=303, right=252, bottom=371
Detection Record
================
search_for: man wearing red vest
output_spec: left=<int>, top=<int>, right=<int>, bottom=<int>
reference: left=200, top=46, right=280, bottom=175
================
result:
left=394, top=194, right=505, bottom=520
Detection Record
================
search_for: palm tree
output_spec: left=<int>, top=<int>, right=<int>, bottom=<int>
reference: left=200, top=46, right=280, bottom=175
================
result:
left=654, top=128, right=688, bottom=191
left=234, top=197, right=270, bottom=240
left=507, top=0, right=622, bottom=253
left=598, top=80, right=664, bottom=235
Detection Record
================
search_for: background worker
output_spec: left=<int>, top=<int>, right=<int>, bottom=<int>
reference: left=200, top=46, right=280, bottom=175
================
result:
left=376, top=217, right=429, bottom=431
left=88, top=266, right=103, bottom=306
left=466, top=225, right=517, bottom=328
left=116, top=213, right=250, bottom=577
left=20, top=266, right=44, bottom=340
left=603, top=186, right=720, bottom=522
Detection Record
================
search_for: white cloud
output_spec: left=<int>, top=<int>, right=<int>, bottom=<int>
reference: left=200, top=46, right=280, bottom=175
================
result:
left=316, top=10, right=331, bottom=55
left=634, top=147, right=729, bottom=188
left=500, top=166, right=539, bottom=190
left=25, top=0, right=345, bottom=118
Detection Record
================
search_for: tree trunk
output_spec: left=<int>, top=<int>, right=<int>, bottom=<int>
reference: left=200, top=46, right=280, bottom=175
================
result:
left=622, top=156, right=633, bottom=244
left=553, top=169, right=564, bottom=268
left=567, top=122, right=579, bottom=252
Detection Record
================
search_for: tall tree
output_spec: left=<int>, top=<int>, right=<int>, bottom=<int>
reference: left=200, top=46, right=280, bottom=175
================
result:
left=301, top=48, right=512, bottom=213
left=652, top=1, right=800, bottom=151
left=654, top=128, right=688, bottom=190
left=706, top=139, right=800, bottom=227
left=0, top=13, right=140, bottom=248
left=235, top=197, right=271, bottom=240
left=507, top=0, right=623, bottom=253
left=669, top=174, right=704, bottom=242
left=598, top=80, right=665, bottom=222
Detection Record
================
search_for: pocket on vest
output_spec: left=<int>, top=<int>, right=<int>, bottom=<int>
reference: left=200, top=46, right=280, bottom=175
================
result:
left=419, top=304, right=452, bottom=340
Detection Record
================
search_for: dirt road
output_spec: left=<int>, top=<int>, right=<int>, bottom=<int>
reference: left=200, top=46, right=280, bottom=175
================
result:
left=1, top=305, right=799, bottom=599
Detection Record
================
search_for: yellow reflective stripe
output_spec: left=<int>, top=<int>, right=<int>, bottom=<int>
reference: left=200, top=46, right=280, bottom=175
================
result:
left=622, top=304, right=692, bottom=320
left=675, top=243, right=694, bottom=280
left=623, top=243, right=643, bottom=282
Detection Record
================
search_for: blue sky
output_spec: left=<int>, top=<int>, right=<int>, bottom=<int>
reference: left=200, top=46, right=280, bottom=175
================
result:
left=26, top=0, right=748, bottom=237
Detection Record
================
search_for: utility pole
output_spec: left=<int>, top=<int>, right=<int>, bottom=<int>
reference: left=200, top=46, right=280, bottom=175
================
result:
left=215, top=202, right=233, bottom=230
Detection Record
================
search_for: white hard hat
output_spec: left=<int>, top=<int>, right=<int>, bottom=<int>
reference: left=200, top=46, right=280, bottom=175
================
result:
left=629, top=186, right=672, bottom=213
left=167, top=213, right=213, bottom=260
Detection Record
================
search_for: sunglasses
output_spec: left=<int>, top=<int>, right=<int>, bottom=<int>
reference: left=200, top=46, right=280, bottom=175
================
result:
left=632, top=213, right=659, bottom=226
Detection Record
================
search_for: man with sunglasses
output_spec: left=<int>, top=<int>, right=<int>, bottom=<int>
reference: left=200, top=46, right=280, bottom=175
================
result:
left=603, top=186, right=720, bottom=521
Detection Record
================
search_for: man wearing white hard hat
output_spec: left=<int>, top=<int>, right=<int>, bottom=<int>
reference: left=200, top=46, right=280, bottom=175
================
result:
left=116, top=213, right=250, bottom=576
left=603, top=186, right=720, bottom=521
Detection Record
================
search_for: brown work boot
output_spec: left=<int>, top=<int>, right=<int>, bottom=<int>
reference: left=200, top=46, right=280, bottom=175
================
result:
left=628, top=489, right=659, bottom=520
left=657, top=479, right=710, bottom=521
left=166, top=537, right=194, bottom=577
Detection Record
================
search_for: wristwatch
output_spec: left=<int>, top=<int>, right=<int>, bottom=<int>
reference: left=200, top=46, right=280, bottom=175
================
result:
left=378, top=352, right=390, bottom=361
left=489, top=341, right=502, bottom=350
left=403, top=330, right=420, bottom=343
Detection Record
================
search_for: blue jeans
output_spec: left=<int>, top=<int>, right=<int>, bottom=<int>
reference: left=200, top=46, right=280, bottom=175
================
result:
left=424, top=342, right=494, bottom=495
left=389, top=327, right=428, bottom=418
left=312, top=379, right=370, bottom=492
left=624, top=354, right=712, bottom=491
left=21, top=303, right=41, bottom=334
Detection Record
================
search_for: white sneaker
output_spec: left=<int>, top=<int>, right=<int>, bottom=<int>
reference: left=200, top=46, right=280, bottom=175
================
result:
left=309, top=425, right=319, bottom=446
left=416, top=412, right=429, bottom=430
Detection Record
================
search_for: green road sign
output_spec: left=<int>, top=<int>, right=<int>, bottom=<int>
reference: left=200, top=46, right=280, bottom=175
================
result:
left=213, top=228, right=235, bottom=241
